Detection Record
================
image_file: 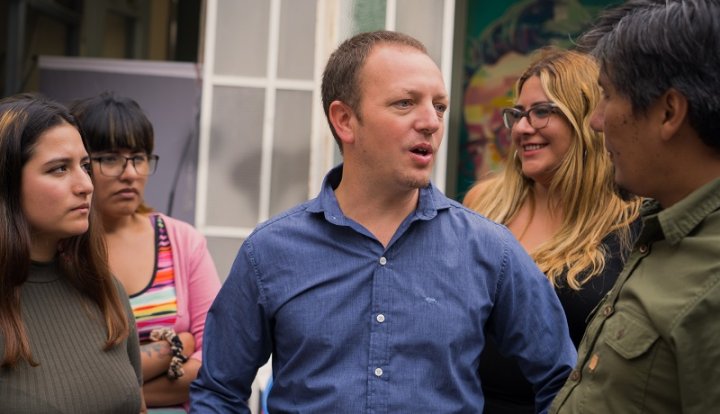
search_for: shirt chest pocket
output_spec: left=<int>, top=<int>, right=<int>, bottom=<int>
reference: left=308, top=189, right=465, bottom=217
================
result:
left=599, top=311, right=660, bottom=395
left=605, top=312, right=659, bottom=359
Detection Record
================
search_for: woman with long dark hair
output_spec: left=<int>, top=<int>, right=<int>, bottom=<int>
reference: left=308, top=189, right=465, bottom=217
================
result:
left=0, top=94, right=144, bottom=412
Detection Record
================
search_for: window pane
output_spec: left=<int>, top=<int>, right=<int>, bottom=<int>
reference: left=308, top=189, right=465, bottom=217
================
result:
left=270, top=90, right=312, bottom=216
left=396, top=0, right=445, bottom=65
left=339, top=0, right=386, bottom=35
left=214, top=0, right=269, bottom=76
left=278, top=0, right=317, bottom=80
left=206, top=86, right=265, bottom=227
left=206, top=236, right=244, bottom=282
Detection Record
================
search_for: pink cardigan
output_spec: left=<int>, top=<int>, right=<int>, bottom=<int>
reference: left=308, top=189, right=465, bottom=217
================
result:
left=157, top=213, right=221, bottom=362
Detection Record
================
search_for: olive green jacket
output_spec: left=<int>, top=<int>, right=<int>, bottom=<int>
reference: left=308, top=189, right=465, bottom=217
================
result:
left=551, top=177, right=720, bottom=413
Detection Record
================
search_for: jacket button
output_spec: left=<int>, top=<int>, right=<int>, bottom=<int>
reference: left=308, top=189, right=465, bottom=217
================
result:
left=569, top=370, right=581, bottom=381
left=638, top=244, right=649, bottom=254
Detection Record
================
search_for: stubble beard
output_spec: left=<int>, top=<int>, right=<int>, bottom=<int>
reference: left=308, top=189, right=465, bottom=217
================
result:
left=609, top=163, right=636, bottom=201
left=614, top=182, right=636, bottom=201
left=399, top=169, right=432, bottom=190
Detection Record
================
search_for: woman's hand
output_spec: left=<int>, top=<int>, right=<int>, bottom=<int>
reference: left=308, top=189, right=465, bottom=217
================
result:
left=140, top=330, right=199, bottom=406
left=178, top=331, right=195, bottom=357
left=142, top=357, right=202, bottom=407
left=139, top=340, right=172, bottom=381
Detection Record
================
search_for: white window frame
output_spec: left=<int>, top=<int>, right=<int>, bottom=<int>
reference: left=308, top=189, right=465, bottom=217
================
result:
left=196, top=0, right=456, bottom=242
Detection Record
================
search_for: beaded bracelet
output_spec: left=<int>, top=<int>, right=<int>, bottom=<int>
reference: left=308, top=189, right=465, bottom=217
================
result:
left=149, top=327, right=189, bottom=380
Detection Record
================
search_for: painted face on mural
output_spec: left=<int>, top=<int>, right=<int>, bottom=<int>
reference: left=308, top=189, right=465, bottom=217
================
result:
left=464, top=52, right=531, bottom=180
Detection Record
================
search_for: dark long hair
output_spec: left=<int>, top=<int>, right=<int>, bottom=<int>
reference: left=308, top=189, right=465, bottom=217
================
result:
left=0, top=93, right=129, bottom=368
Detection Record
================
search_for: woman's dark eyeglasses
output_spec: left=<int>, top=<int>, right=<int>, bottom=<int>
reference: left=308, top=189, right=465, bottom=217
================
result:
left=90, top=154, right=159, bottom=177
left=502, top=103, right=561, bottom=130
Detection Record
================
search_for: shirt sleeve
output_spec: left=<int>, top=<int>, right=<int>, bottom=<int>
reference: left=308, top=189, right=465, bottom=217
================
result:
left=190, top=239, right=272, bottom=413
left=488, top=234, right=577, bottom=414
left=182, top=226, right=222, bottom=362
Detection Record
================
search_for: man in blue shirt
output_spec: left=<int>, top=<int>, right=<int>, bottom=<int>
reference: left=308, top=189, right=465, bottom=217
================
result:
left=191, top=30, right=575, bottom=413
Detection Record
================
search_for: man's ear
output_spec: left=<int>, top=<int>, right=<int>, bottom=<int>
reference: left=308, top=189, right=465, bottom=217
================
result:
left=328, top=100, right=356, bottom=145
left=659, top=88, right=689, bottom=142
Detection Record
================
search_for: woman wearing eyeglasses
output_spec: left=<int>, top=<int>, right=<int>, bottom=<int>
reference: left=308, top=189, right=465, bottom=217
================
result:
left=70, top=92, right=220, bottom=412
left=463, top=48, right=641, bottom=413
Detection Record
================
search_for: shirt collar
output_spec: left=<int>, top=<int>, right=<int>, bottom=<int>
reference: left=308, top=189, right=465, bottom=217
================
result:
left=28, top=258, right=61, bottom=283
left=306, top=164, right=451, bottom=223
left=641, top=176, right=720, bottom=245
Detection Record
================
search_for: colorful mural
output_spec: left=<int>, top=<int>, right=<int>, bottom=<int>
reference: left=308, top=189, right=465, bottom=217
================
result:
left=457, top=0, right=618, bottom=198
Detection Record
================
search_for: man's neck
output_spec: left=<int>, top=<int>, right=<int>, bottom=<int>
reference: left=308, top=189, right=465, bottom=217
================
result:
left=334, top=174, right=421, bottom=248
left=653, top=136, right=720, bottom=208
left=655, top=165, right=720, bottom=208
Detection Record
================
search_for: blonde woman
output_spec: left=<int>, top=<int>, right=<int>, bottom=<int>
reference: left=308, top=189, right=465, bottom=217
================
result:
left=463, top=48, right=641, bottom=413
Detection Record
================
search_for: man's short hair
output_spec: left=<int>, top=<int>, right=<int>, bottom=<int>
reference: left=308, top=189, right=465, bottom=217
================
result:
left=578, top=0, right=720, bottom=150
left=321, top=31, right=427, bottom=152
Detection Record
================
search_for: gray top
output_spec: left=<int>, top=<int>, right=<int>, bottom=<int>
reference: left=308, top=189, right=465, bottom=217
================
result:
left=0, top=260, right=142, bottom=413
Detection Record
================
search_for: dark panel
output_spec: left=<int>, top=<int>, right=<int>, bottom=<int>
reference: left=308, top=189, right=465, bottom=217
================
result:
left=38, top=60, right=200, bottom=224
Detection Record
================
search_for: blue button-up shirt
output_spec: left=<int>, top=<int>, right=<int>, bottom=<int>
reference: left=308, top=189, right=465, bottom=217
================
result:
left=191, top=165, right=576, bottom=413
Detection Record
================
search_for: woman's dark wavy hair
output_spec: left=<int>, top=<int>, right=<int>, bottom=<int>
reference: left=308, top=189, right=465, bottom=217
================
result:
left=0, top=93, right=129, bottom=368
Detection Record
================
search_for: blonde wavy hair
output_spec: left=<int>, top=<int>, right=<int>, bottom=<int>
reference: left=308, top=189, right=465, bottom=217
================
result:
left=464, top=48, right=640, bottom=290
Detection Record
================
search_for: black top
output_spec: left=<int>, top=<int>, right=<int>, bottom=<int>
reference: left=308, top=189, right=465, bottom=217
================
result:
left=480, top=220, right=641, bottom=413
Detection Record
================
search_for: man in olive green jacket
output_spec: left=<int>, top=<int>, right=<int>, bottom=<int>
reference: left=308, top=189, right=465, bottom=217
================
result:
left=551, top=0, right=720, bottom=413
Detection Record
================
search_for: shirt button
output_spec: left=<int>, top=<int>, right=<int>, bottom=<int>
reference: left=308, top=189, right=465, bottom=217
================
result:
left=376, top=314, right=385, bottom=323
left=374, top=367, right=383, bottom=377
left=602, top=305, right=613, bottom=316
left=379, top=257, right=387, bottom=265
left=569, top=370, right=581, bottom=381
left=638, top=244, right=649, bottom=254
